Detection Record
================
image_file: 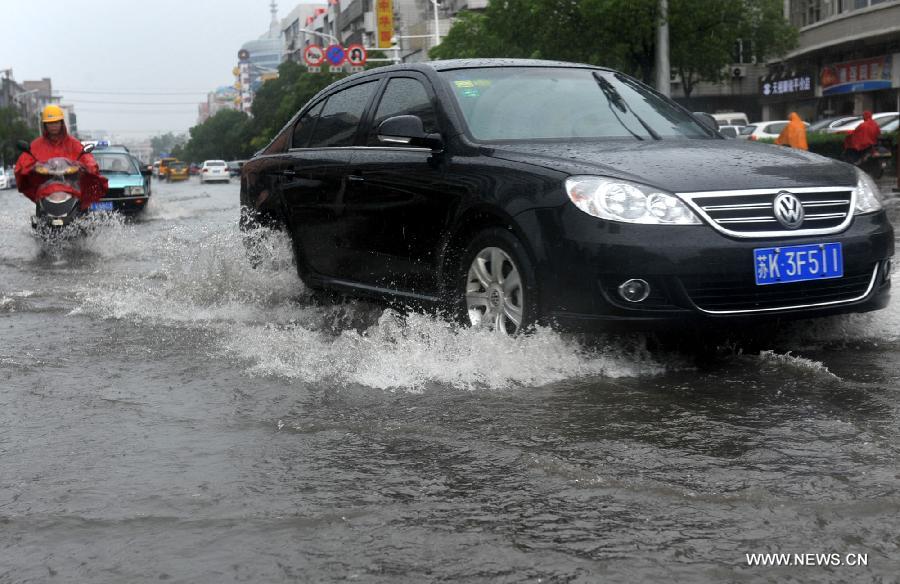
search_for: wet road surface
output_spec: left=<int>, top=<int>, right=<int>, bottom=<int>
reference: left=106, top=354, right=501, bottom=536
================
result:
left=1, top=178, right=899, bottom=583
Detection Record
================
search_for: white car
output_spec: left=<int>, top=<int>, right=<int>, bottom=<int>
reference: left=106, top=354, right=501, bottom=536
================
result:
left=718, top=125, right=744, bottom=138
left=0, top=170, right=8, bottom=190
left=738, top=120, right=809, bottom=141
left=826, top=112, right=899, bottom=134
left=199, top=160, right=230, bottom=183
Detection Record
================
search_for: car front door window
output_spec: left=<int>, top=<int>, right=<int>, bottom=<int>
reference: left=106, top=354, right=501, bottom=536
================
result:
left=367, top=78, right=439, bottom=146
left=307, top=81, right=378, bottom=148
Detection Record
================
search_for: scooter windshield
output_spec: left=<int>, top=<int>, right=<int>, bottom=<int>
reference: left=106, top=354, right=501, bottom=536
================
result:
left=35, top=157, right=81, bottom=191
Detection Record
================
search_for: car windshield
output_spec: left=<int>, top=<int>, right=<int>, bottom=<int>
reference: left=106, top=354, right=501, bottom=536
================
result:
left=96, top=153, right=138, bottom=174
left=205, top=161, right=226, bottom=166
left=440, top=67, right=710, bottom=141
left=877, top=114, right=898, bottom=128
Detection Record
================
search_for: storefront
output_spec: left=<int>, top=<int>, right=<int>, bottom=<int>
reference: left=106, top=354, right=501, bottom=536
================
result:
left=817, top=53, right=900, bottom=116
left=759, top=70, right=817, bottom=122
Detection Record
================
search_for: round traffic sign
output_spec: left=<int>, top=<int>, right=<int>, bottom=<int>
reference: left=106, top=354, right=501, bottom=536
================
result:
left=325, top=44, right=346, bottom=66
left=303, top=45, right=325, bottom=67
left=346, top=44, right=367, bottom=67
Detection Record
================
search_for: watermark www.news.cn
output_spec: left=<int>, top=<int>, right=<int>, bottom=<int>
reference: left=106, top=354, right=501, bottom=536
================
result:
left=746, top=552, right=868, bottom=567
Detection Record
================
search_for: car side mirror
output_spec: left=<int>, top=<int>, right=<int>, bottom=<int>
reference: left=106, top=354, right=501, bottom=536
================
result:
left=693, top=112, right=719, bottom=133
left=377, top=115, right=444, bottom=151
left=82, top=143, right=95, bottom=154
left=16, top=140, right=31, bottom=154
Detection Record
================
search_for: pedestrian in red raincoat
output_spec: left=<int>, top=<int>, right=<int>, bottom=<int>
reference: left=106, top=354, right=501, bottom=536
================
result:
left=14, top=104, right=106, bottom=209
left=843, top=111, right=881, bottom=164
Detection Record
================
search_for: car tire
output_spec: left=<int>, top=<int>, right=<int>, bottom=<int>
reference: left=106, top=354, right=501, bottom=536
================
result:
left=454, top=228, right=538, bottom=335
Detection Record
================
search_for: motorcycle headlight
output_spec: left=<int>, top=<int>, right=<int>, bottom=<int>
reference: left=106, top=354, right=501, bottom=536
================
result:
left=853, top=169, right=883, bottom=214
left=35, top=165, right=49, bottom=175
left=565, top=176, right=701, bottom=225
left=125, top=186, right=145, bottom=196
left=64, top=166, right=79, bottom=175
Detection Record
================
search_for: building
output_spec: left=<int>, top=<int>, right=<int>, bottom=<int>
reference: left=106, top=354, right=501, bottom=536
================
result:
left=198, top=86, right=240, bottom=124
left=762, top=0, right=900, bottom=121
left=236, top=1, right=287, bottom=112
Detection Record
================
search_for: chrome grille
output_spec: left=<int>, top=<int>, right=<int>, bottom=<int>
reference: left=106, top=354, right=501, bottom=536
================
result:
left=681, top=264, right=878, bottom=314
left=679, top=187, right=855, bottom=238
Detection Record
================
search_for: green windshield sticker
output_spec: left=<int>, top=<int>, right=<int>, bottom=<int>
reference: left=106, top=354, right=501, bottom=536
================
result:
left=460, top=88, right=480, bottom=98
left=454, top=80, right=475, bottom=88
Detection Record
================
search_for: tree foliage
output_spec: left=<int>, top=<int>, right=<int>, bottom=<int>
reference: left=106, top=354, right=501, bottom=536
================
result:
left=430, top=0, right=798, bottom=89
left=0, top=107, right=37, bottom=168
left=149, top=132, right=185, bottom=160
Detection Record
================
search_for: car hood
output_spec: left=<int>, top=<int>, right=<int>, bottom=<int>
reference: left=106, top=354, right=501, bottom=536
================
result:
left=485, top=139, right=858, bottom=192
left=105, top=175, right=144, bottom=188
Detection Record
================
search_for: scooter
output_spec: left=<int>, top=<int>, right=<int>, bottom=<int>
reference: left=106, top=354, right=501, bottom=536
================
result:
left=15, top=141, right=107, bottom=233
left=844, top=143, right=892, bottom=180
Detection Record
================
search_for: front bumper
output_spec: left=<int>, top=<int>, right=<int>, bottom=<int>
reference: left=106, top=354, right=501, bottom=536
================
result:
left=522, top=206, right=894, bottom=330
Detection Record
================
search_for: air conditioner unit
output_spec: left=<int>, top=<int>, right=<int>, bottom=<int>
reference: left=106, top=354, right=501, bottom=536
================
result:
left=732, top=66, right=747, bottom=79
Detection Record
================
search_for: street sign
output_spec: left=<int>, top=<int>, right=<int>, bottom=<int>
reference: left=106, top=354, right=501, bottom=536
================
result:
left=303, top=45, right=325, bottom=68
left=325, top=44, right=346, bottom=66
left=346, top=44, right=367, bottom=67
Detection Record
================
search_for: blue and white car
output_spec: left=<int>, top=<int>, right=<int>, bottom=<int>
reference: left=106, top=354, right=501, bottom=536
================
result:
left=92, top=147, right=151, bottom=215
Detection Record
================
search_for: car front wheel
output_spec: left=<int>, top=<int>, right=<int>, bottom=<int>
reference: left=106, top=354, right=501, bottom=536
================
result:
left=457, top=228, right=537, bottom=335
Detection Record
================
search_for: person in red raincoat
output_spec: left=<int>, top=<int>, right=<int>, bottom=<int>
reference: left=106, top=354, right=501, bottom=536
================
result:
left=14, top=104, right=106, bottom=209
left=843, top=111, right=881, bottom=164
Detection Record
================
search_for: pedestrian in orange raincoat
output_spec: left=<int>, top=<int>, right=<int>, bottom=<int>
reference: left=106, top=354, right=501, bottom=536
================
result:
left=774, top=112, right=808, bottom=150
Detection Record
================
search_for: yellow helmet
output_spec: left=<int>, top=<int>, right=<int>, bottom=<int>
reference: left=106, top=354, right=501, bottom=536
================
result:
left=41, top=105, right=65, bottom=123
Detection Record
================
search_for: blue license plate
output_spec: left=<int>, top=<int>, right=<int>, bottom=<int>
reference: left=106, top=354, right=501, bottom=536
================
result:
left=754, top=242, right=843, bottom=285
left=90, top=201, right=114, bottom=212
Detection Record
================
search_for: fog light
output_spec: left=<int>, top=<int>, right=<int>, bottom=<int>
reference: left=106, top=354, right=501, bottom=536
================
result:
left=883, top=259, right=893, bottom=282
left=618, top=278, right=651, bottom=303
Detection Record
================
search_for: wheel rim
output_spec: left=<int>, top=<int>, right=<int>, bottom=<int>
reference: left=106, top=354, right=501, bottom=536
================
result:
left=465, top=246, right=524, bottom=335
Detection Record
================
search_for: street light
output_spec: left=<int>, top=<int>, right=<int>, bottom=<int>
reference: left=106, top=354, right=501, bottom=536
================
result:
left=297, top=27, right=340, bottom=46
left=429, top=0, right=441, bottom=47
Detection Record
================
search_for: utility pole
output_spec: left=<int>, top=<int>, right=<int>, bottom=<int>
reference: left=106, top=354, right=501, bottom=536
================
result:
left=655, top=0, right=671, bottom=97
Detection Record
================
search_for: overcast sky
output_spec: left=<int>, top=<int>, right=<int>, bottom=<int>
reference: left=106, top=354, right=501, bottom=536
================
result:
left=2, top=0, right=320, bottom=141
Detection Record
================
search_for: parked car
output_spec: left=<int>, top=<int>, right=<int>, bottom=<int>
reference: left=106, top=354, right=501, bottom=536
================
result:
left=808, top=115, right=861, bottom=133
left=826, top=112, right=899, bottom=134
left=0, top=169, right=9, bottom=190
left=200, top=159, right=230, bottom=183
left=712, top=112, right=750, bottom=127
left=738, top=120, right=810, bottom=141
left=718, top=125, right=744, bottom=138
left=240, top=59, right=893, bottom=335
left=189, top=162, right=201, bottom=176
left=166, top=161, right=190, bottom=182
left=93, top=151, right=152, bottom=214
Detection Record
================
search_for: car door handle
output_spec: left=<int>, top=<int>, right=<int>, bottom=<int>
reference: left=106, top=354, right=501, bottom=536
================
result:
left=281, top=169, right=296, bottom=177
left=347, top=175, right=365, bottom=182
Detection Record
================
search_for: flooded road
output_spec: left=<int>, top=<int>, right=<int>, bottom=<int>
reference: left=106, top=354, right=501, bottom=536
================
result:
left=1, top=178, right=899, bottom=583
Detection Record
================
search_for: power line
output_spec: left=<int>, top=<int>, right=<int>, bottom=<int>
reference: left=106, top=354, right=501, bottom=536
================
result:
left=59, top=89, right=210, bottom=95
left=69, top=99, right=200, bottom=105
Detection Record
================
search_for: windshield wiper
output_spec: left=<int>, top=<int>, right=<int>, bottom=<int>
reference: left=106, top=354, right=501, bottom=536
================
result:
left=592, top=72, right=661, bottom=141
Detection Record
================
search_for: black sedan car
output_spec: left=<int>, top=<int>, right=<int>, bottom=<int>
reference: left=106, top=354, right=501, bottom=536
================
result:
left=240, top=59, right=893, bottom=334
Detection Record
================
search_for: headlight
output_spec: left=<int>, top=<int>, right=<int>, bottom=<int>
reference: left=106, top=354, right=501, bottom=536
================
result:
left=125, top=186, right=145, bottom=196
left=853, top=169, right=882, bottom=214
left=565, top=176, right=701, bottom=225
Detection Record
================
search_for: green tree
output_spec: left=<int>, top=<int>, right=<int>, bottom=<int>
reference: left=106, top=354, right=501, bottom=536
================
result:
left=0, top=106, right=38, bottom=168
left=669, top=0, right=798, bottom=99
left=150, top=132, right=184, bottom=160
left=178, top=109, right=252, bottom=162
left=431, top=0, right=797, bottom=89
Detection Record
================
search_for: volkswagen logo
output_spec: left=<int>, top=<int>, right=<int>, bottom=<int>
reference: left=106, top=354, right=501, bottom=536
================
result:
left=773, top=191, right=804, bottom=229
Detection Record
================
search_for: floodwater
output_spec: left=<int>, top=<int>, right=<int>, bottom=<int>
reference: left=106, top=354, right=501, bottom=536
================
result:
left=1, top=178, right=899, bottom=583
